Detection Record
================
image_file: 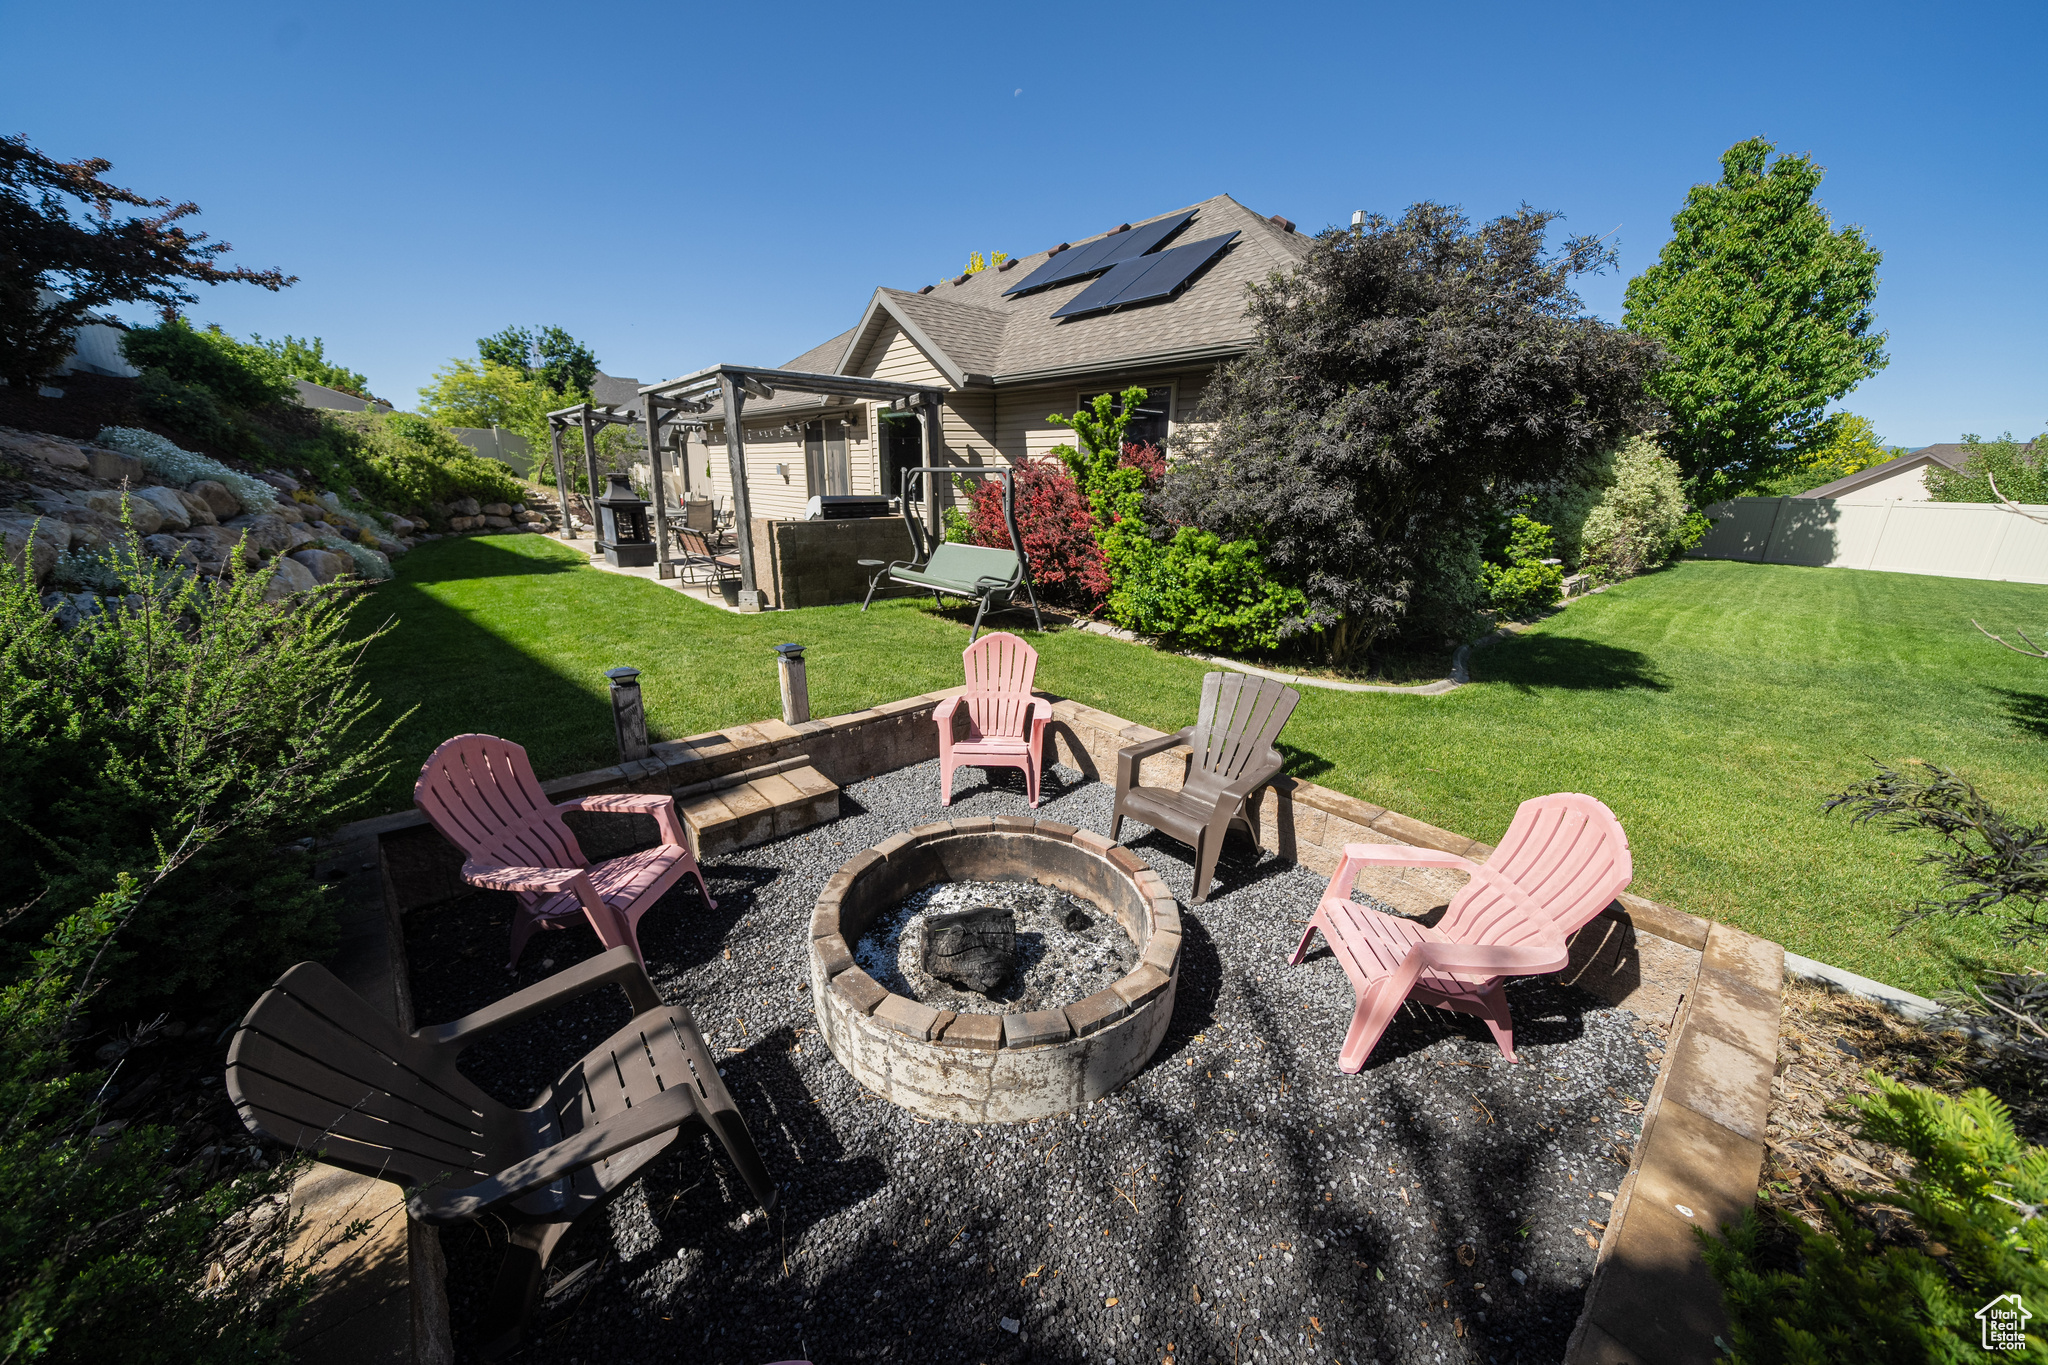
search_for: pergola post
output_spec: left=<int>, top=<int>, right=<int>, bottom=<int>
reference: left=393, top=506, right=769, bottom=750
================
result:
left=646, top=405, right=673, bottom=579
left=917, top=393, right=944, bottom=542
left=549, top=422, right=574, bottom=539
left=581, top=410, right=603, bottom=549
left=721, top=375, right=761, bottom=612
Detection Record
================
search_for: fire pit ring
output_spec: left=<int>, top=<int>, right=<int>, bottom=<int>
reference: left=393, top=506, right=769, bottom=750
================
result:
left=808, top=816, right=1182, bottom=1122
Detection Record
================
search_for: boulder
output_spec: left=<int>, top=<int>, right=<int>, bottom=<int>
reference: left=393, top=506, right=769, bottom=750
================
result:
left=482, top=502, right=513, bottom=518
left=288, top=548, right=351, bottom=584
left=260, top=553, right=320, bottom=601
left=174, top=489, right=218, bottom=526
left=284, top=522, right=319, bottom=550
left=143, top=533, right=198, bottom=567
left=220, top=512, right=294, bottom=561
left=275, top=504, right=306, bottom=524
left=483, top=515, right=513, bottom=528
left=189, top=481, right=241, bottom=521
left=373, top=537, right=407, bottom=557
left=0, top=515, right=71, bottom=585
left=85, top=450, right=144, bottom=483
left=173, top=525, right=240, bottom=571
left=0, top=431, right=90, bottom=472
left=450, top=496, right=482, bottom=518
left=260, top=470, right=300, bottom=493
left=83, top=489, right=164, bottom=536
left=132, top=486, right=192, bottom=532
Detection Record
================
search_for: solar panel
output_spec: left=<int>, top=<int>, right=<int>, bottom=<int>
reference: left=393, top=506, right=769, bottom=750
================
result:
left=1001, top=210, right=1196, bottom=296
left=1049, top=231, right=1239, bottom=319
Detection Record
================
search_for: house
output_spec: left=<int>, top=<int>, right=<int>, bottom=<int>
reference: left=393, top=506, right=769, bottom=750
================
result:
left=1795, top=444, right=1971, bottom=501
left=665, top=194, right=1313, bottom=523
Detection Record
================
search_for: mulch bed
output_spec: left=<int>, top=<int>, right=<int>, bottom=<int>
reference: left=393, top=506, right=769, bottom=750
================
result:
left=405, top=761, right=1659, bottom=1365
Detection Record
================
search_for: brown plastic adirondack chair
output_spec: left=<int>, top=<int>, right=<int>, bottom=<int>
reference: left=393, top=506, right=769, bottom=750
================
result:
left=226, top=946, right=775, bottom=1358
left=1110, top=671, right=1300, bottom=902
left=1287, top=793, right=1633, bottom=1071
left=936, top=631, right=1053, bottom=806
left=415, top=733, right=715, bottom=970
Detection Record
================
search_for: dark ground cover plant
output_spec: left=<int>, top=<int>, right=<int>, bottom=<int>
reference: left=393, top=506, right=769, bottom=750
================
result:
left=0, top=533, right=400, bottom=1360
left=1161, top=203, right=1660, bottom=665
left=0, top=134, right=293, bottom=390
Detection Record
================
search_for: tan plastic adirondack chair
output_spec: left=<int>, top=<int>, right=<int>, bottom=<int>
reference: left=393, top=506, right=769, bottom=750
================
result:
left=1288, top=792, right=1633, bottom=1071
left=936, top=631, right=1053, bottom=806
left=226, top=946, right=775, bottom=1358
left=414, top=733, right=715, bottom=970
left=1110, top=672, right=1300, bottom=902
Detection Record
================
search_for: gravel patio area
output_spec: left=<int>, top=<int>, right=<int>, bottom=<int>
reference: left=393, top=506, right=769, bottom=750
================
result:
left=406, top=759, right=1657, bottom=1365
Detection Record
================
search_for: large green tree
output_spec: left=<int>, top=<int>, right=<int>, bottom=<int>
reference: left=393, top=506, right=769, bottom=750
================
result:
left=477, top=324, right=598, bottom=397
left=1164, top=203, right=1661, bottom=663
left=0, top=135, right=293, bottom=388
left=1625, top=138, right=1887, bottom=498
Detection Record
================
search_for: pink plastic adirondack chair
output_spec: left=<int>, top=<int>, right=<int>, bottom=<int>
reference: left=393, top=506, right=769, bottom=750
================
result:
left=935, top=632, right=1053, bottom=806
left=1288, top=793, right=1632, bottom=1072
left=414, top=734, right=716, bottom=970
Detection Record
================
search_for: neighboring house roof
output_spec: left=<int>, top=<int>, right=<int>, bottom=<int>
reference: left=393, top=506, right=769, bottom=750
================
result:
left=1796, top=444, right=1970, bottom=499
left=760, top=194, right=1310, bottom=394
left=589, top=370, right=644, bottom=416
left=735, top=328, right=866, bottom=421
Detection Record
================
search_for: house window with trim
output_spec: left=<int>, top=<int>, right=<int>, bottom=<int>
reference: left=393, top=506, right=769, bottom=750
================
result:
left=1079, top=385, right=1172, bottom=452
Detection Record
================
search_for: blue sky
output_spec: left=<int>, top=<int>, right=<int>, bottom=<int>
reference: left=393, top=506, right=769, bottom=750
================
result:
left=5, top=0, right=2042, bottom=449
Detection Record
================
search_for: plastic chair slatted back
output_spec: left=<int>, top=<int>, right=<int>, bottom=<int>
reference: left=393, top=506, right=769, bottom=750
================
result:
left=1185, top=672, right=1299, bottom=800
left=961, top=632, right=1039, bottom=742
left=1437, top=794, right=1633, bottom=949
left=415, top=735, right=587, bottom=876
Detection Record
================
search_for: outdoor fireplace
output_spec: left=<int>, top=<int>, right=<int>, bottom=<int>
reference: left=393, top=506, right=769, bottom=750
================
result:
left=596, top=472, right=655, bottom=567
left=808, top=817, right=1181, bottom=1122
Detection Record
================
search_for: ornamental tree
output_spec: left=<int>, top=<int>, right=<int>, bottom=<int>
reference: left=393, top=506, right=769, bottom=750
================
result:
left=477, top=324, right=599, bottom=397
left=0, top=134, right=294, bottom=389
left=1624, top=138, right=1888, bottom=498
left=1163, top=203, right=1661, bottom=663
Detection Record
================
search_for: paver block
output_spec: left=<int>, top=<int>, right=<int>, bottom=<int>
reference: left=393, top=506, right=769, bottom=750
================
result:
left=1628, top=1100, right=1764, bottom=1234
left=813, top=934, right=854, bottom=979
left=875, top=994, right=941, bottom=1040
left=990, top=815, right=1036, bottom=834
left=1702, top=922, right=1785, bottom=992
left=1662, top=1028, right=1774, bottom=1145
left=872, top=831, right=917, bottom=860
left=1140, top=928, right=1181, bottom=975
left=830, top=968, right=888, bottom=1016
left=1031, top=819, right=1078, bottom=842
left=1687, top=966, right=1781, bottom=1062
left=1112, top=964, right=1171, bottom=1009
left=1002, top=1010, right=1071, bottom=1048
left=1583, top=1200, right=1728, bottom=1365
left=1073, top=829, right=1114, bottom=855
left=1565, top=1319, right=1660, bottom=1365
left=809, top=893, right=842, bottom=941
left=936, top=1013, right=1002, bottom=1050
left=948, top=816, right=997, bottom=835
left=1149, top=898, right=1182, bottom=939
left=1063, top=988, right=1131, bottom=1037
left=1618, top=892, right=1710, bottom=950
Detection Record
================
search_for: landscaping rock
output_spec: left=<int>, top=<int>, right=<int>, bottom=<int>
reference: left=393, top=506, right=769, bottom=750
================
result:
left=483, top=514, right=513, bottom=528
left=372, top=537, right=407, bottom=557
left=143, top=533, right=197, bottom=566
left=288, top=548, right=350, bottom=584
left=132, top=485, right=192, bottom=532
left=174, top=488, right=218, bottom=526
left=189, top=480, right=240, bottom=521
left=85, top=449, right=143, bottom=483
left=274, top=503, right=306, bottom=524
left=83, top=489, right=163, bottom=536
left=0, top=516, right=70, bottom=584
left=221, top=512, right=293, bottom=560
left=260, top=554, right=319, bottom=600
left=0, top=430, right=90, bottom=472
left=259, top=470, right=300, bottom=493
left=174, top=524, right=243, bottom=569
left=283, top=522, right=319, bottom=550
left=450, top=496, right=481, bottom=518
left=482, top=502, right=513, bottom=518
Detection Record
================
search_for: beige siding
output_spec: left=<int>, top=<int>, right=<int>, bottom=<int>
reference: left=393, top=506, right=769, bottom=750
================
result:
left=850, top=318, right=948, bottom=387
left=686, top=409, right=878, bottom=521
left=992, top=366, right=1216, bottom=466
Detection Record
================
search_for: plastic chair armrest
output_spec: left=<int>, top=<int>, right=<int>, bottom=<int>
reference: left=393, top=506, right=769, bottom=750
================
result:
left=461, top=861, right=589, bottom=895
left=1115, top=727, right=1194, bottom=796
left=1337, top=843, right=1483, bottom=873
left=933, top=696, right=962, bottom=722
left=418, top=946, right=660, bottom=1049
left=1222, top=749, right=1287, bottom=801
left=407, top=1080, right=697, bottom=1224
left=1412, top=936, right=1569, bottom=978
left=558, top=792, right=687, bottom=845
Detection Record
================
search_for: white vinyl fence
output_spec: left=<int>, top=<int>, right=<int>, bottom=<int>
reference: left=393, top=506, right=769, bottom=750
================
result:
left=1689, top=497, right=2048, bottom=585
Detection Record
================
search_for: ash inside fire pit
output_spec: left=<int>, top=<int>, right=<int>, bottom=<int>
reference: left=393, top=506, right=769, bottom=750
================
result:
left=855, top=879, right=1137, bottom=1013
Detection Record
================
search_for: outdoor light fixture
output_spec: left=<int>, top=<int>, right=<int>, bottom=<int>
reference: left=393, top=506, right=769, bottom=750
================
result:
left=596, top=472, right=656, bottom=568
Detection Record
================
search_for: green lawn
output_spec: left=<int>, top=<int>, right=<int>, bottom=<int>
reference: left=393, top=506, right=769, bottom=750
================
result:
left=355, top=535, right=2048, bottom=995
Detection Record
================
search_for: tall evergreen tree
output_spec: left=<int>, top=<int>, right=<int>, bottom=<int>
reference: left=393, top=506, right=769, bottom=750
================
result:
left=1625, top=138, right=1887, bottom=498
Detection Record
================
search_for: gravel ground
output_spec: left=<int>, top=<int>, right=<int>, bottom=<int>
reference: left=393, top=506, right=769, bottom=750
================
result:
left=855, top=878, right=1138, bottom=1012
left=406, top=759, right=1658, bottom=1365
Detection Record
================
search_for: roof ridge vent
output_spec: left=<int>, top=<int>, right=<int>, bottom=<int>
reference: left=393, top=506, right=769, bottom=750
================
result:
left=1269, top=215, right=1295, bottom=232
left=1108, top=223, right=1131, bottom=234
left=998, top=257, right=1019, bottom=271
left=1048, top=242, right=1069, bottom=255
left=918, top=284, right=935, bottom=294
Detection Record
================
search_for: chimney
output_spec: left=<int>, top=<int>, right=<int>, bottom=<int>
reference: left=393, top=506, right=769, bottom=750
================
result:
left=1351, top=210, right=1366, bottom=228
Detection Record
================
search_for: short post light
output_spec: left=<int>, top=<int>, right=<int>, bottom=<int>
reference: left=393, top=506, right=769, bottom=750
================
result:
left=774, top=643, right=810, bottom=725
left=604, top=665, right=649, bottom=762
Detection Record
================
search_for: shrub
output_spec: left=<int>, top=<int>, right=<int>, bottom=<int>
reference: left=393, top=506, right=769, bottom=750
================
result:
left=96, top=426, right=277, bottom=515
left=325, top=410, right=523, bottom=512
left=1927, top=432, right=2048, bottom=506
left=1702, top=1076, right=2048, bottom=1362
left=0, top=527, right=401, bottom=1016
left=1105, top=526, right=1309, bottom=656
left=1578, top=435, right=1698, bottom=580
left=251, top=333, right=372, bottom=400
left=1478, top=514, right=1564, bottom=616
left=959, top=459, right=1107, bottom=608
left=118, top=317, right=293, bottom=410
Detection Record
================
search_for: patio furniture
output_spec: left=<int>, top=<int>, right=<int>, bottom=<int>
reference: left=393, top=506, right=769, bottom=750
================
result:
left=685, top=497, right=715, bottom=532
left=676, top=526, right=741, bottom=586
left=936, top=631, right=1053, bottom=806
left=414, top=733, right=716, bottom=970
left=226, top=946, right=775, bottom=1359
left=1110, top=671, right=1300, bottom=902
left=859, top=464, right=1042, bottom=641
left=1287, top=792, right=1633, bottom=1071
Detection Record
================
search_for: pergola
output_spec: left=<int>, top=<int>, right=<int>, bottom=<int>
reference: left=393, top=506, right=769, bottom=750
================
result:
left=545, top=401, right=640, bottom=542
left=637, top=366, right=948, bottom=611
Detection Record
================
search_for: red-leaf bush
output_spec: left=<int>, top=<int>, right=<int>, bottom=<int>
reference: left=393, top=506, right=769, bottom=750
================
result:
left=960, top=459, right=1107, bottom=608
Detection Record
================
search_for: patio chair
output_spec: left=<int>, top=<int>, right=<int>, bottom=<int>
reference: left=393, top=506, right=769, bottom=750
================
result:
left=226, top=946, right=775, bottom=1359
left=685, top=498, right=715, bottom=533
left=936, top=631, right=1053, bottom=806
left=676, top=526, right=741, bottom=586
left=1110, top=672, right=1300, bottom=902
left=414, top=733, right=716, bottom=970
left=1288, top=792, right=1633, bottom=1071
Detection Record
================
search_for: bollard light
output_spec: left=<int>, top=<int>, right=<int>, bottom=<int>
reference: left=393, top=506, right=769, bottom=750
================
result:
left=774, top=643, right=810, bottom=725
left=604, top=665, right=649, bottom=762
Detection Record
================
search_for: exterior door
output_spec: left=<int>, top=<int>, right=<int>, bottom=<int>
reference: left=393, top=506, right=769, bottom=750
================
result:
left=881, top=412, right=922, bottom=503
left=804, top=420, right=852, bottom=497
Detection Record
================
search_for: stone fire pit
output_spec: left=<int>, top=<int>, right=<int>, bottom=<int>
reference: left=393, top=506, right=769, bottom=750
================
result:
left=808, top=815, right=1181, bottom=1121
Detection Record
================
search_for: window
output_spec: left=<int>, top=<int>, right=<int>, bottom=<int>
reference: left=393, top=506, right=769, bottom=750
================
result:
left=1078, top=385, right=1172, bottom=452
left=803, top=419, right=851, bottom=497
